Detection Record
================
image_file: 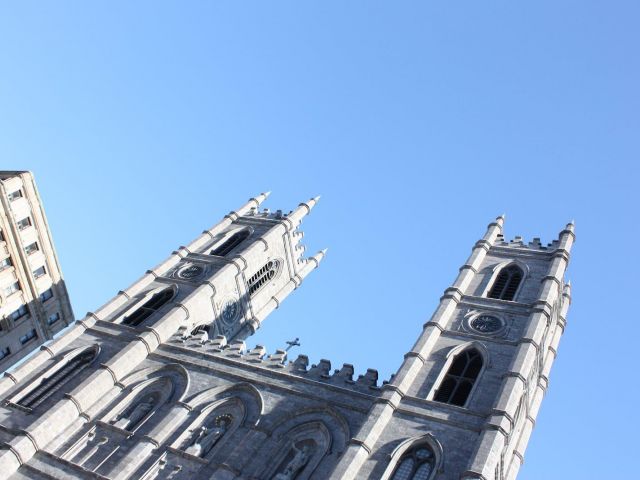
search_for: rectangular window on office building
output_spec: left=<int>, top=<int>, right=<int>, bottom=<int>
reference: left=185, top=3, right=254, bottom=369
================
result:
left=0, top=257, right=12, bottom=271
left=19, top=329, right=37, bottom=345
left=33, top=266, right=46, bottom=279
left=16, top=217, right=32, bottom=231
left=4, top=281, right=21, bottom=297
left=0, top=347, right=10, bottom=360
left=47, top=312, right=60, bottom=326
left=10, top=305, right=29, bottom=322
left=8, top=190, right=23, bottom=201
left=25, top=242, right=39, bottom=255
left=39, top=288, right=53, bottom=302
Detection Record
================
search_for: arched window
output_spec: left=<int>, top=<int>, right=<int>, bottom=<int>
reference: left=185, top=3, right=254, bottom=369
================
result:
left=122, top=287, right=175, bottom=327
left=247, top=260, right=279, bottom=296
left=17, top=346, right=98, bottom=409
left=210, top=229, right=250, bottom=256
left=488, top=265, right=523, bottom=301
left=433, top=348, right=482, bottom=406
left=390, top=444, right=436, bottom=480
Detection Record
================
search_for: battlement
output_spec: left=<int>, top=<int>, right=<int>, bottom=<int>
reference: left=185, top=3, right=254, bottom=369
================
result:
left=494, top=233, right=561, bottom=251
left=169, top=328, right=383, bottom=395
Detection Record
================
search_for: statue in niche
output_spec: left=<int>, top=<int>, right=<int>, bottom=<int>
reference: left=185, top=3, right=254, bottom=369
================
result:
left=273, top=443, right=313, bottom=480
left=112, top=394, right=157, bottom=430
left=185, top=414, right=232, bottom=457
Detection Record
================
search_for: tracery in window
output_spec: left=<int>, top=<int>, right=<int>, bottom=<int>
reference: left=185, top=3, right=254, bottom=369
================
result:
left=390, top=444, right=436, bottom=480
left=433, top=348, right=482, bottom=406
left=122, top=287, right=175, bottom=327
left=210, top=229, right=250, bottom=256
left=247, top=260, right=280, bottom=296
left=16, top=346, right=98, bottom=409
left=487, top=264, right=523, bottom=301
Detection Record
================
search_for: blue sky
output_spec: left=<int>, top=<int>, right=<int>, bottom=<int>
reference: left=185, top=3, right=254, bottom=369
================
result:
left=1, top=2, right=638, bottom=478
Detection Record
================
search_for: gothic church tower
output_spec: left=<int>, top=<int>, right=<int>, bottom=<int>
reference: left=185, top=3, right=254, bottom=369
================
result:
left=0, top=195, right=573, bottom=480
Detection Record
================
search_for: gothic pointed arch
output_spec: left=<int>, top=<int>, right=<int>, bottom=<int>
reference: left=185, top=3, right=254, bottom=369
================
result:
left=428, top=342, right=488, bottom=408
left=121, top=285, right=177, bottom=327
left=209, top=228, right=251, bottom=256
left=13, top=344, right=100, bottom=410
left=102, top=364, right=189, bottom=433
left=484, top=261, right=528, bottom=301
left=250, top=407, right=350, bottom=479
left=380, top=434, right=443, bottom=480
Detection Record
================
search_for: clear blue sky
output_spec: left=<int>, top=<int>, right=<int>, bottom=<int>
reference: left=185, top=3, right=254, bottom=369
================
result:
left=1, top=2, right=638, bottom=478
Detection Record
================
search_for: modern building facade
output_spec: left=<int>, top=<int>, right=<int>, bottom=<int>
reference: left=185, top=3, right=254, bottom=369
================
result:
left=0, top=171, right=74, bottom=372
left=0, top=192, right=573, bottom=480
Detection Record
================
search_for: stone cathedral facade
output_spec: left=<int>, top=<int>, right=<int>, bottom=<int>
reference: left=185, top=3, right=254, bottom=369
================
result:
left=0, top=193, right=574, bottom=480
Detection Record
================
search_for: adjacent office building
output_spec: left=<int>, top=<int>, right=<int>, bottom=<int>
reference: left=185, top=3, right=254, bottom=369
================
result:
left=0, top=171, right=74, bottom=372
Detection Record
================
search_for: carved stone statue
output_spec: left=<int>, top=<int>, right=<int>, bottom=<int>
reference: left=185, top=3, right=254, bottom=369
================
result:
left=112, top=394, right=156, bottom=430
left=273, top=444, right=312, bottom=480
left=185, top=415, right=231, bottom=457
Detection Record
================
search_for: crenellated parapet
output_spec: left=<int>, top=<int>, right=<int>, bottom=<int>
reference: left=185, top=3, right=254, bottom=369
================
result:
left=494, top=233, right=561, bottom=251
left=169, top=328, right=383, bottom=395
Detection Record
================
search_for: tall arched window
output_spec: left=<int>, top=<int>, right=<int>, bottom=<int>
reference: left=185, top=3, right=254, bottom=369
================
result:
left=390, top=444, right=436, bottom=480
left=17, top=346, right=98, bottom=409
left=210, top=229, right=250, bottom=256
left=122, top=287, right=175, bottom=327
left=433, top=348, right=482, bottom=407
left=488, top=265, right=523, bottom=301
left=247, top=260, right=279, bottom=296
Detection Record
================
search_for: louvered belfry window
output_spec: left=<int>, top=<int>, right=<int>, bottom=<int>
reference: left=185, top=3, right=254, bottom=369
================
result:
left=17, top=348, right=97, bottom=409
left=247, top=260, right=279, bottom=296
left=210, top=229, right=250, bottom=256
left=487, top=265, right=523, bottom=301
left=390, top=444, right=436, bottom=480
left=433, top=348, right=482, bottom=406
left=122, top=287, right=175, bottom=327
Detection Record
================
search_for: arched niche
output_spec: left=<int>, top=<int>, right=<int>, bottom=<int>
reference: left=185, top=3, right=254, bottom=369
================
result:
left=101, top=364, right=189, bottom=433
left=251, top=407, right=350, bottom=479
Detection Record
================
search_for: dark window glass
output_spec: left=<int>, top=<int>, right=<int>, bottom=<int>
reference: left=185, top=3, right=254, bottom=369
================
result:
left=19, top=329, right=37, bottom=345
left=122, top=287, right=175, bottom=327
left=487, top=265, right=523, bottom=301
left=16, top=217, right=32, bottom=231
left=16, top=347, right=97, bottom=409
left=0, top=257, right=12, bottom=271
left=10, top=305, right=29, bottom=321
left=210, top=229, right=250, bottom=256
left=39, top=288, right=53, bottom=302
left=33, top=266, right=46, bottom=278
left=434, top=348, right=483, bottom=407
left=25, top=242, right=39, bottom=255
left=8, top=190, right=23, bottom=201
left=0, top=347, right=11, bottom=360
left=47, top=312, right=61, bottom=325
left=390, top=444, right=436, bottom=480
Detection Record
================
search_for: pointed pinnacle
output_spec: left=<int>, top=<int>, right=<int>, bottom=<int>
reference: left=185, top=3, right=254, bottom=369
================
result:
left=249, top=191, right=271, bottom=207
left=309, top=249, right=327, bottom=268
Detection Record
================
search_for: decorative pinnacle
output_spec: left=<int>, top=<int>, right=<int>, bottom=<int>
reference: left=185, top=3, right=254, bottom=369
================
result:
left=562, top=220, right=576, bottom=235
left=301, top=195, right=321, bottom=213
left=563, top=281, right=572, bottom=300
left=309, top=249, right=328, bottom=267
left=250, top=191, right=271, bottom=207
left=287, top=195, right=321, bottom=227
